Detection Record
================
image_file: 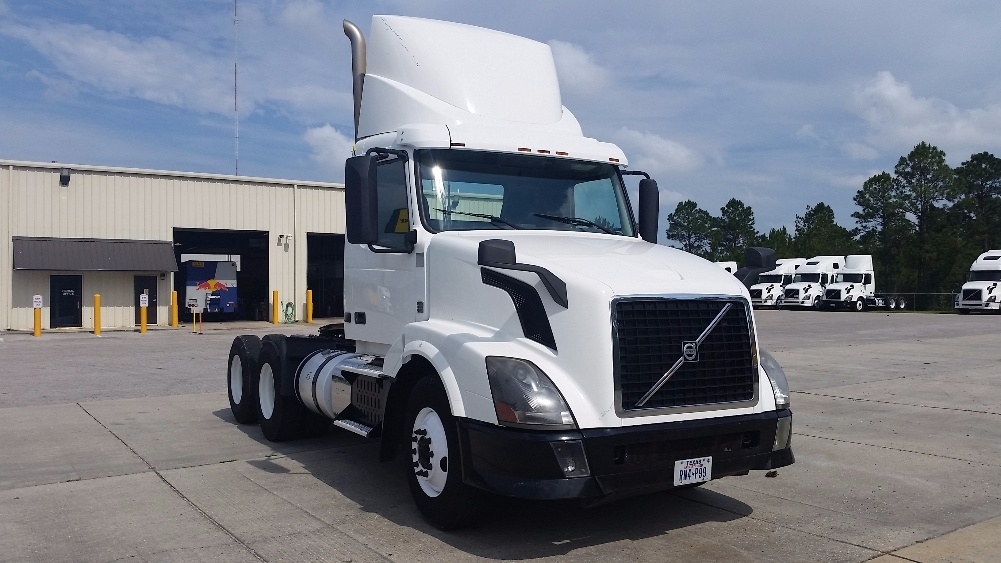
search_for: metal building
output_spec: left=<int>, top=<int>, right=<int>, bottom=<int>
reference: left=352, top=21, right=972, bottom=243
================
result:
left=1, top=160, right=345, bottom=332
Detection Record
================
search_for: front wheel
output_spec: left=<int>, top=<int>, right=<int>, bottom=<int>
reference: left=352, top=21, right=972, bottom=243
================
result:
left=405, top=377, right=483, bottom=530
left=855, top=298, right=865, bottom=312
left=813, top=296, right=822, bottom=309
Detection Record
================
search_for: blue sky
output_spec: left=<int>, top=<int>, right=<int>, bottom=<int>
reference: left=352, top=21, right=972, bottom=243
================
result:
left=2, top=1, right=1000, bottom=235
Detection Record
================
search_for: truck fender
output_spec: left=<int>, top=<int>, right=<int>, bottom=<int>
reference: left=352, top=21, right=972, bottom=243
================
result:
left=378, top=341, right=464, bottom=462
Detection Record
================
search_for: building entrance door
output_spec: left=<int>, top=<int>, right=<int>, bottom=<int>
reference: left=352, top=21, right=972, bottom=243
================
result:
left=50, top=275, right=83, bottom=328
left=134, top=276, right=158, bottom=325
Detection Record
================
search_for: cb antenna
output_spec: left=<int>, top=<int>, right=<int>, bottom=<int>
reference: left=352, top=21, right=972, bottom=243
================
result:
left=233, top=0, right=240, bottom=175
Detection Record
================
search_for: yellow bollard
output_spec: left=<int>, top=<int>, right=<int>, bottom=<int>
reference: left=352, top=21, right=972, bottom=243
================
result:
left=306, top=290, right=313, bottom=324
left=94, top=294, right=101, bottom=336
left=170, top=291, right=178, bottom=327
left=140, top=306, right=147, bottom=333
left=272, top=290, right=279, bottom=324
left=33, top=307, right=41, bottom=337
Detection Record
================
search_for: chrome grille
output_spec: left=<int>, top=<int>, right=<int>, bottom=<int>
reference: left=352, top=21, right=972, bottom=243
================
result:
left=613, top=298, right=756, bottom=412
left=963, top=288, right=982, bottom=301
left=825, top=289, right=840, bottom=300
left=784, top=288, right=799, bottom=299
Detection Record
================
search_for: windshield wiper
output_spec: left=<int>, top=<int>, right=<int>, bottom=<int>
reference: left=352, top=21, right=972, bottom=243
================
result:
left=533, top=213, right=618, bottom=235
left=434, top=209, right=523, bottom=230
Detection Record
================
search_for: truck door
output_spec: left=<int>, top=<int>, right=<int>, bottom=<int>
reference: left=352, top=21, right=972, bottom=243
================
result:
left=343, top=153, right=420, bottom=346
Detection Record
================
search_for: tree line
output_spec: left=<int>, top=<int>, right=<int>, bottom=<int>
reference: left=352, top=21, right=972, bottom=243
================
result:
left=665, top=142, right=1001, bottom=293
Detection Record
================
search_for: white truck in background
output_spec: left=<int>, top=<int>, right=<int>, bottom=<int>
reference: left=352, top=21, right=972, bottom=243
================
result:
left=955, top=250, right=1001, bottom=313
left=820, top=255, right=906, bottom=311
left=780, top=256, right=844, bottom=309
left=750, top=258, right=805, bottom=308
left=224, top=15, right=794, bottom=530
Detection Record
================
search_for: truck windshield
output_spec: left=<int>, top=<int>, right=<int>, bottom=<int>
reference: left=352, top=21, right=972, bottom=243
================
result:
left=757, top=274, right=783, bottom=283
left=836, top=273, right=864, bottom=283
left=793, top=273, right=821, bottom=283
left=968, top=270, right=1001, bottom=282
left=416, top=149, right=634, bottom=235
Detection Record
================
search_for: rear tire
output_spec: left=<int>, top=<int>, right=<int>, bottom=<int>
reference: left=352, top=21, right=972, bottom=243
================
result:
left=228, top=336, right=262, bottom=424
left=897, top=298, right=907, bottom=310
left=888, top=298, right=896, bottom=310
left=405, top=376, right=483, bottom=530
left=257, top=344, right=304, bottom=442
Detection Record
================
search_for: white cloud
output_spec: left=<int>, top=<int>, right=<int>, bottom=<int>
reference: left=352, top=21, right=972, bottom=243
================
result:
left=842, top=141, right=880, bottom=161
left=3, top=22, right=233, bottom=114
left=794, top=124, right=823, bottom=145
left=852, top=71, right=1001, bottom=157
left=304, top=124, right=353, bottom=180
left=615, top=127, right=702, bottom=175
left=547, top=40, right=608, bottom=93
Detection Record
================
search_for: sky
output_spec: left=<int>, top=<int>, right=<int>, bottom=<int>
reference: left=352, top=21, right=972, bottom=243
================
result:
left=2, top=1, right=1001, bottom=236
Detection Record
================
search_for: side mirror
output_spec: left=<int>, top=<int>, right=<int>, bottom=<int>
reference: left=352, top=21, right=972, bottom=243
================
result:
left=345, top=155, right=379, bottom=245
left=638, top=178, right=660, bottom=244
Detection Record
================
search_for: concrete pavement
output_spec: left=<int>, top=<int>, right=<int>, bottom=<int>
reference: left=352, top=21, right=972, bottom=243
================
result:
left=0, top=311, right=999, bottom=561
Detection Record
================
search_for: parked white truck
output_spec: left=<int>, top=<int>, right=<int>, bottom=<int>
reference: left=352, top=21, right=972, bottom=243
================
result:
left=780, top=256, right=844, bottom=309
left=820, top=255, right=906, bottom=311
left=750, top=258, right=806, bottom=308
left=225, top=15, right=794, bottom=530
left=954, top=250, right=1001, bottom=313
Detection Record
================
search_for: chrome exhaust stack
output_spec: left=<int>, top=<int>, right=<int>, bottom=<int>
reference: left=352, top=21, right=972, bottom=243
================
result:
left=342, top=19, right=366, bottom=143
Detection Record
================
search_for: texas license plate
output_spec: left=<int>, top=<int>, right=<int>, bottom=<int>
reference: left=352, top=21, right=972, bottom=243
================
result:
left=674, top=456, right=712, bottom=486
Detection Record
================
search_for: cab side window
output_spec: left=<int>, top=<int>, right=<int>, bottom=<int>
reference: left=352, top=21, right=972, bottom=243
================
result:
left=376, top=156, right=410, bottom=250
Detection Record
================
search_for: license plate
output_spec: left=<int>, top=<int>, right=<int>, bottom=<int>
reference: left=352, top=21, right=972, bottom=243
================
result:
left=674, top=456, right=712, bottom=486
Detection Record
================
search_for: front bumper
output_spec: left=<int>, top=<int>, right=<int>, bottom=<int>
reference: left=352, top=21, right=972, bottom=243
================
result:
left=456, top=410, right=794, bottom=500
left=956, top=301, right=1000, bottom=311
left=822, top=299, right=854, bottom=310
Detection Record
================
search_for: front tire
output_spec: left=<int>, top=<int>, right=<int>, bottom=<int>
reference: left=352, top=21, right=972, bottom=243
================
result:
left=405, top=376, right=483, bottom=530
left=813, top=296, right=822, bottom=309
left=855, top=298, right=865, bottom=312
left=257, top=344, right=304, bottom=442
left=228, top=336, right=262, bottom=424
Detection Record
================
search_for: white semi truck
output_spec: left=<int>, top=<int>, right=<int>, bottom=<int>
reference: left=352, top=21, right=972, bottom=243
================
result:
left=225, top=15, right=794, bottom=530
left=820, top=254, right=906, bottom=311
left=780, top=256, right=844, bottom=309
left=955, top=250, right=1001, bottom=313
left=749, top=258, right=805, bottom=308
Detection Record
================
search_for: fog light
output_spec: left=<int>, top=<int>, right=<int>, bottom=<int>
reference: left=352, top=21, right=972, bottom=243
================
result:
left=551, top=440, right=590, bottom=477
left=773, top=416, right=792, bottom=451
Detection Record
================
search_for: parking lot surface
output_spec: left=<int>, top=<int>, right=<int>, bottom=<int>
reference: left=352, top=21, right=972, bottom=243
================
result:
left=0, top=312, right=999, bottom=562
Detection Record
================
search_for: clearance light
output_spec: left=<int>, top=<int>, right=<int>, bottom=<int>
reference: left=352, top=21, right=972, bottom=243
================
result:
left=609, top=157, right=620, bottom=163
left=517, top=147, right=532, bottom=152
left=450, top=142, right=465, bottom=147
left=556, top=151, right=568, bottom=156
left=537, top=149, right=551, bottom=154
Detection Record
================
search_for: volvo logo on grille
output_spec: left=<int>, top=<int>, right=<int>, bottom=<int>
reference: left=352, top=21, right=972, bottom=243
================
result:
left=635, top=302, right=734, bottom=408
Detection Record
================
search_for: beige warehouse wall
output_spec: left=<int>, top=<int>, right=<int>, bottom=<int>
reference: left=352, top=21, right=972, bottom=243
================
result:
left=2, top=161, right=344, bottom=330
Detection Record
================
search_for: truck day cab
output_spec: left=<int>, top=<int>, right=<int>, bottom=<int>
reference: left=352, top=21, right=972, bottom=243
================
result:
left=820, top=255, right=906, bottom=311
left=780, top=256, right=844, bottom=309
left=225, top=15, right=794, bottom=530
left=955, top=250, right=1001, bottom=313
left=750, top=258, right=805, bottom=308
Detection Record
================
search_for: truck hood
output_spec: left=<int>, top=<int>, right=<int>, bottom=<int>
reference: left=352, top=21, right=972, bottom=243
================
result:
left=429, top=231, right=748, bottom=298
left=750, top=282, right=781, bottom=293
left=784, top=282, right=822, bottom=292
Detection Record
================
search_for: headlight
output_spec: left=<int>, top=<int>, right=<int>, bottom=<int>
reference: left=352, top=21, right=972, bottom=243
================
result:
left=486, top=357, right=576, bottom=429
left=759, top=349, right=791, bottom=410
